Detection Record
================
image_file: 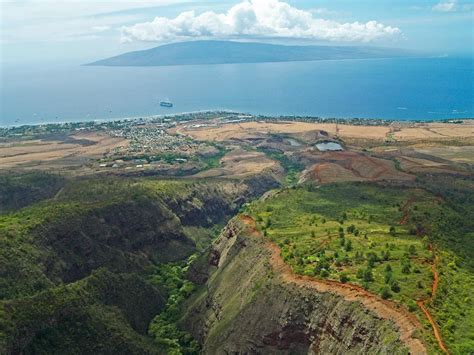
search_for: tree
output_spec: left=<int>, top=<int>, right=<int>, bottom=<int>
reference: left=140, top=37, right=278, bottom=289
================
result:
left=339, top=237, right=345, bottom=247
left=390, top=280, right=401, bottom=293
left=320, top=269, right=329, bottom=278
left=380, top=286, right=392, bottom=299
left=266, top=218, right=272, bottom=228
left=366, top=252, right=379, bottom=268
left=339, top=272, right=349, bottom=283
left=389, top=226, right=396, bottom=236
left=363, top=268, right=374, bottom=282
left=402, top=264, right=411, bottom=274
left=344, top=239, right=352, bottom=252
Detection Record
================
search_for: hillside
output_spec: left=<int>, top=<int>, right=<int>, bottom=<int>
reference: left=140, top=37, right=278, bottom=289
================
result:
left=88, top=40, right=409, bottom=67
left=0, top=173, right=280, bottom=353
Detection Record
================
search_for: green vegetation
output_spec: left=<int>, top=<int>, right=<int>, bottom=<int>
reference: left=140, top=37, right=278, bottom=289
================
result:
left=248, top=184, right=435, bottom=304
left=246, top=181, right=474, bottom=353
left=0, top=171, right=64, bottom=212
left=0, top=175, right=253, bottom=354
left=257, top=147, right=304, bottom=185
left=200, top=144, right=227, bottom=170
left=148, top=256, right=199, bottom=354
left=1, top=268, right=165, bottom=354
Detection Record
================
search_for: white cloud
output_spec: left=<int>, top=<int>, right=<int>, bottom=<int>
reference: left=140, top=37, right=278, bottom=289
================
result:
left=433, top=0, right=457, bottom=12
left=121, top=0, right=401, bottom=43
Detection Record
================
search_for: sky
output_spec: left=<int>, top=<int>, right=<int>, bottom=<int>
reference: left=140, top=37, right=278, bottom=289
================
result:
left=1, top=0, right=473, bottom=65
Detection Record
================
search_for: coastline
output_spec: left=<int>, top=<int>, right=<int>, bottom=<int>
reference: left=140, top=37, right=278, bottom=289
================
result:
left=1, top=110, right=473, bottom=130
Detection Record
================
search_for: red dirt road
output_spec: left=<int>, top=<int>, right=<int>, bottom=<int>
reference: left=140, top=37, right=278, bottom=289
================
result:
left=239, top=215, right=427, bottom=355
left=417, top=254, right=449, bottom=354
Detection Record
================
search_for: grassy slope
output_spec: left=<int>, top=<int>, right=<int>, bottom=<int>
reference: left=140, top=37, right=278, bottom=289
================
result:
left=246, top=181, right=474, bottom=354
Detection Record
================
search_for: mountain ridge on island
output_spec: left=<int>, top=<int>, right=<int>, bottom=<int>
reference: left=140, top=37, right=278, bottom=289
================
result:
left=87, top=40, right=412, bottom=67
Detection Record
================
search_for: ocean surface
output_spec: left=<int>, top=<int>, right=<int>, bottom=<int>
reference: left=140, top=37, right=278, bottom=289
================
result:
left=1, top=57, right=473, bottom=126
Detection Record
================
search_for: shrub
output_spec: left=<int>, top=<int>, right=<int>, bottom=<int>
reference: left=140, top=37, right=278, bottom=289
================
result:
left=320, top=269, right=329, bottom=278
left=380, top=286, right=392, bottom=299
left=344, top=239, right=352, bottom=252
left=339, top=273, right=349, bottom=283
left=402, top=264, right=411, bottom=274
left=408, top=300, right=418, bottom=312
left=363, top=268, right=374, bottom=282
left=390, top=280, right=401, bottom=293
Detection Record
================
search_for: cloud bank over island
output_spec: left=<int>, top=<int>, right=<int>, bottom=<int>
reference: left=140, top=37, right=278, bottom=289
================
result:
left=121, top=0, right=401, bottom=43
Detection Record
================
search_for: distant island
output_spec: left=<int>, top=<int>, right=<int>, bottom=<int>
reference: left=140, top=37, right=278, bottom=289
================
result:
left=87, top=40, right=411, bottom=67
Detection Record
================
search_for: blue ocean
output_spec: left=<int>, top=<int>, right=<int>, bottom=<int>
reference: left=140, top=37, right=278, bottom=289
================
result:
left=1, top=57, right=472, bottom=126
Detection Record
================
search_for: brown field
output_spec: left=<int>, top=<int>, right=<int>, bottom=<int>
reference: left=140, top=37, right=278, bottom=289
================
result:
left=301, top=151, right=414, bottom=184
left=413, top=146, right=474, bottom=164
left=394, top=122, right=474, bottom=140
left=396, top=156, right=467, bottom=175
left=173, top=120, right=474, bottom=143
left=194, top=148, right=282, bottom=179
left=0, top=132, right=128, bottom=170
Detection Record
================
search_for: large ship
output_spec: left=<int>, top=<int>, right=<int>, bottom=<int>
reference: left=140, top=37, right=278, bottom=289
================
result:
left=160, top=100, right=173, bottom=108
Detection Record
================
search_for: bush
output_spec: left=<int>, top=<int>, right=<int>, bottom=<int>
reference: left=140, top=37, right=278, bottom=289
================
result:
left=390, top=280, right=401, bottom=293
left=339, top=272, right=349, bottom=283
left=407, top=300, right=418, bottom=312
left=380, top=286, right=392, bottom=299
left=344, top=239, right=352, bottom=252
left=320, top=269, right=329, bottom=278
left=363, top=268, right=374, bottom=282
left=402, top=264, right=411, bottom=274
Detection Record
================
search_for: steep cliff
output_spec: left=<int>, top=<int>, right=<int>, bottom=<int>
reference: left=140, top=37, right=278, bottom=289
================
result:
left=183, top=217, right=423, bottom=354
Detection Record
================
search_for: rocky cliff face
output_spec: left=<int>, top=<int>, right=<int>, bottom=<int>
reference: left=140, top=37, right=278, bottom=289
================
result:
left=183, top=219, right=410, bottom=354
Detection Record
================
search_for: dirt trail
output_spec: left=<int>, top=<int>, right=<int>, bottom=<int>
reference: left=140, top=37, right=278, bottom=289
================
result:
left=417, top=253, right=449, bottom=354
left=399, top=197, right=415, bottom=225
left=238, top=215, right=427, bottom=355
